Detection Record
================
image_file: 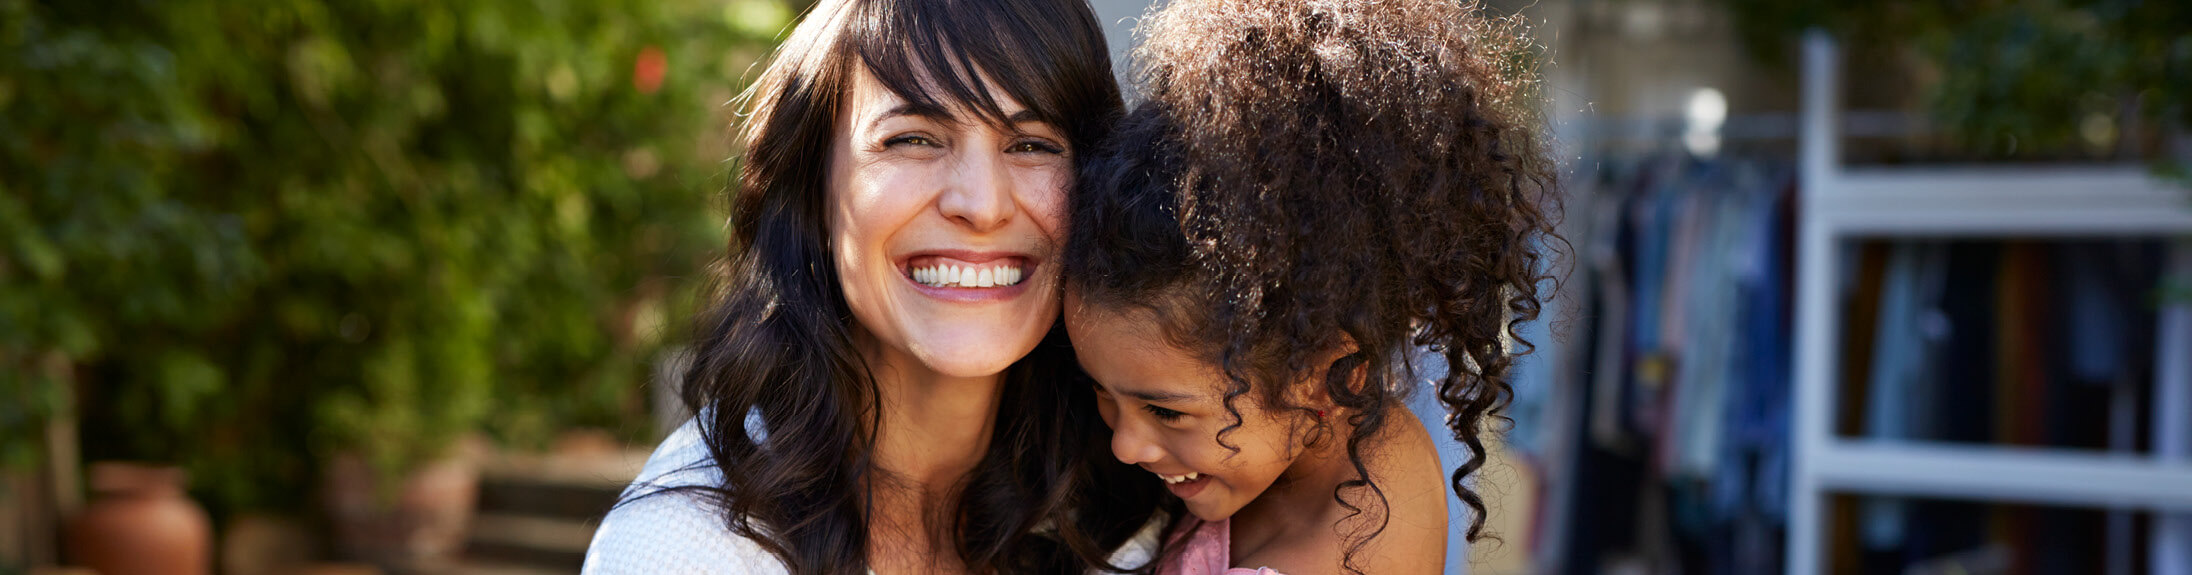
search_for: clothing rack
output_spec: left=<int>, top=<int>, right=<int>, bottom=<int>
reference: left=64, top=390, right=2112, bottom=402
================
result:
left=1573, top=111, right=1920, bottom=147
left=1785, top=31, right=2192, bottom=575
left=1526, top=31, right=2192, bottom=575
left=1509, top=142, right=1799, bottom=575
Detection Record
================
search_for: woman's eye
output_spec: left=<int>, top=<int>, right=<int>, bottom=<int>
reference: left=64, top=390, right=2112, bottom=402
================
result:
left=885, top=135, right=939, bottom=148
left=1143, top=404, right=1186, bottom=422
left=1006, top=139, right=1064, bottom=154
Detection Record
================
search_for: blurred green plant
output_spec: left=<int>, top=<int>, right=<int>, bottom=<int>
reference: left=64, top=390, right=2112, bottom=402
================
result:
left=1, top=0, right=791, bottom=512
left=1719, top=0, right=2190, bottom=163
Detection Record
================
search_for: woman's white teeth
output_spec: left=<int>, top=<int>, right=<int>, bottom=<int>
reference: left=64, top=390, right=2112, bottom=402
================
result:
left=912, top=263, right=1023, bottom=288
left=1159, top=472, right=1200, bottom=484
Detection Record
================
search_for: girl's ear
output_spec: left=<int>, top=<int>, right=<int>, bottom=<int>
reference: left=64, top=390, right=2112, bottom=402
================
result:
left=1301, top=372, right=1334, bottom=408
left=1298, top=333, right=1363, bottom=412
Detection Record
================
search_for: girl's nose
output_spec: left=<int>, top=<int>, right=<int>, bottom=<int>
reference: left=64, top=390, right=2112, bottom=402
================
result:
left=1110, top=420, right=1165, bottom=466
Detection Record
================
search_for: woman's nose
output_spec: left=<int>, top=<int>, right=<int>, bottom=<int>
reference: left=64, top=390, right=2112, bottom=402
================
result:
left=936, top=148, right=1015, bottom=232
left=1110, top=420, right=1165, bottom=466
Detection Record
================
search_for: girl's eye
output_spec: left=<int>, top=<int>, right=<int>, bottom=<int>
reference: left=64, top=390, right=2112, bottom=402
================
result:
left=1143, top=404, right=1186, bottom=422
left=1006, top=139, right=1064, bottom=154
left=885, top=135, right=939, bottom=148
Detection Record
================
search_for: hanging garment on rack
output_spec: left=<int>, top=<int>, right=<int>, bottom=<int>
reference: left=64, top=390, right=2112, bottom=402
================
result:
left=1859, top=241, right=1949, bottom=550
left=1838, top=239, right=2167, bottom=574
left=1717, top=174, right=1793, bottom=523
left=1556, top=150, right=1799, bottom=575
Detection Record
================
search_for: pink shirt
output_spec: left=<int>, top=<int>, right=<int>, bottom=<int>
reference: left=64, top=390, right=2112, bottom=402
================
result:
left=1163, top=518, right=1286, bottom=575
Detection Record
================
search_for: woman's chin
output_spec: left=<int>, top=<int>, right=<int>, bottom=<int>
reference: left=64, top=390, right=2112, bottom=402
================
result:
left=907, top=330, right=1047, bottom=379
left=918, top=356, right=1019, bottom=379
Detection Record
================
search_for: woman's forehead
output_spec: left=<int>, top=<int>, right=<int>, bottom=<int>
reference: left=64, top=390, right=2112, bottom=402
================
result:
left=844, top=62, right=1050, bottom=132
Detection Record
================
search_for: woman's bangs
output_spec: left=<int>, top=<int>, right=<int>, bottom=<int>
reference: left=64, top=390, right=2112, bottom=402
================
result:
left=845, top=0, right=1080, bottom=132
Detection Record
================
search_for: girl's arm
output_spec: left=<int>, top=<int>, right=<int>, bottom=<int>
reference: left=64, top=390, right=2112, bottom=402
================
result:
left=1349, top=421, right=1451, bottom=575
left=1237, top=422, right=1452, bottom=575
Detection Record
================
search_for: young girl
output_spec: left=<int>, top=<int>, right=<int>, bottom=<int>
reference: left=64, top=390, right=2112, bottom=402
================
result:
left=1061, top=0, right=1558, bottom=573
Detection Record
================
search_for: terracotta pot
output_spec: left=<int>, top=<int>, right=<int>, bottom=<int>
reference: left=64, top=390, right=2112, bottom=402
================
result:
left=66, top=462, right=213, bottom=575
left=323, top=450, right=479, bottom=575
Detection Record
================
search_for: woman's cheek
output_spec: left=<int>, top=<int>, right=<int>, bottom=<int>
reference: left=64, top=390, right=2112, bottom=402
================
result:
left=1015, top=165, right=1072, bottom=235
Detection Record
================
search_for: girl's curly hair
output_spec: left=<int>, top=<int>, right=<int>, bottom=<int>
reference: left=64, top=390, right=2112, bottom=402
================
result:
left=1064, top=0, right=1560, bottom=569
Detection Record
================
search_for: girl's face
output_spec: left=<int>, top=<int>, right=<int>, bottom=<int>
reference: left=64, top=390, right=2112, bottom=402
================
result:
left=827, top=66, right=1073, bottom=379
left=1065, top=297, right=1317, bottom=522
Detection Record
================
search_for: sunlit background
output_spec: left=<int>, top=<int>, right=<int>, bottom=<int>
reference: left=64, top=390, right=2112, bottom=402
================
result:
left=4, top=0, right=2188, bottom=574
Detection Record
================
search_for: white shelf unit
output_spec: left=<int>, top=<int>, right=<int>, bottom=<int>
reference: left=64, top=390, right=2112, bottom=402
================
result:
left=1787, top=32, right=2192, bottom=575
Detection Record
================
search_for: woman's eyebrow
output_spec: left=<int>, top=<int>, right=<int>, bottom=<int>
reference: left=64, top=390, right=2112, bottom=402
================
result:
left=870, top=102, right=956, bottom=130
left=870, top=102, right=1055, bottom=138
left=1003, top=109, right=1061, bottom=133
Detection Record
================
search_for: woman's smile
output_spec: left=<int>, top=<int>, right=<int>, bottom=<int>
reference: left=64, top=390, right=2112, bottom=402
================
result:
left=901, top=250, right=1037, bottom=301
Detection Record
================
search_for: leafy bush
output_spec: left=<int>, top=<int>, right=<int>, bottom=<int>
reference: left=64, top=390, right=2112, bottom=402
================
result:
left=0, top=0, right=787, bottom=512
left=1719, top=0, right=2190, bottom=162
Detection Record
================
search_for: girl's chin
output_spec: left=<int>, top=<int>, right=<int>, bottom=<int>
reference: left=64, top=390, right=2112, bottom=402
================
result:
left=1181, top=485, right=1259, bottom=523
left=1183, top=500, right=1235, bottom=523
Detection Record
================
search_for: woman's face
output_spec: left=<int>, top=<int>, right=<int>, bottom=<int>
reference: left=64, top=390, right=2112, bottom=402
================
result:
left=826, top=65, right=1072, bottom=380
left=1065, top=298, right=1311, bottom=522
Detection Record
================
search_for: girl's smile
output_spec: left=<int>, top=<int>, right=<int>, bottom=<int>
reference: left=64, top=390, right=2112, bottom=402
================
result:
left=1065, top=294, right=1321, bottom=522
left=1159, top=472, right=1213, bottom=499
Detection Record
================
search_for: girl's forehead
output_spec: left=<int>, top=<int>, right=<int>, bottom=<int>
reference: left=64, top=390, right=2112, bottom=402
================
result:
left=1068, top=306, right=1170, bottom=356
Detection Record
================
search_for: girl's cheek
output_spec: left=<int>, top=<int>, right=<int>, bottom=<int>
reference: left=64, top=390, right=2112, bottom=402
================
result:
left=1094, top=398, right=1118, bottom=429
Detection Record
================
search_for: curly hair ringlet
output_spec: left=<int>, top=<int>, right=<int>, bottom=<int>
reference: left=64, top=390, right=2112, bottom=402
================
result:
left=1063, top=0, right=1563, bottom=572
left=619, top=0, right=1172, bottom=573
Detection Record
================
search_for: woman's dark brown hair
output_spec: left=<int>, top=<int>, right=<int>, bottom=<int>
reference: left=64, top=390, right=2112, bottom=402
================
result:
left=1064, top=0, right=1559, bottom=572
left=648, top=0, right=1167, bottom=573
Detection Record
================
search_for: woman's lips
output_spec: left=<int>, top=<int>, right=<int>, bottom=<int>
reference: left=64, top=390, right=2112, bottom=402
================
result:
left=907, top=258, right=1026, bottom=288
left=897, top=252, right=1038, bottom=302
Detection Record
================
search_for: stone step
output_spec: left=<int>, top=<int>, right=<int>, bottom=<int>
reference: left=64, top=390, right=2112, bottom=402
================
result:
left=465, top=513, right=595, bottom=570
left=462, top=444, right=647, bottom=572
left=475, top=477, right=622, bottom=521
left=448, top=559, right=579, bottom=575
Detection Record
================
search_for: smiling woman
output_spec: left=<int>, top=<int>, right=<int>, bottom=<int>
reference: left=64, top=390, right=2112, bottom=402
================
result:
left=825, top=66, right=1074, bottom=379
left=580, top=0, right=1167, bottom=574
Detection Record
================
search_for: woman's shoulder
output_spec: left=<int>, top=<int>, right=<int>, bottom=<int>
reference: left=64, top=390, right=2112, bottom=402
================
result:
left=582, top=414, right=788, bottom=575
left=619, top=414, right=732, bottom=496
left=583, top=486, right=785, bottom=574
left=583, top=412, right=1162, bottom=574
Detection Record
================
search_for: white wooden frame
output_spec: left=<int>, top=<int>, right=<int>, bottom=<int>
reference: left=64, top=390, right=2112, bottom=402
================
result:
left=1787, top=31, right=2192, bottom=575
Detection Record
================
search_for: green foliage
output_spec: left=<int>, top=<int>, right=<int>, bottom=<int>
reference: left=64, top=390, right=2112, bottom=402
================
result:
left=1718, top=0, right=2191, bottom=160
left=0, top=0, right=788, bottom=512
